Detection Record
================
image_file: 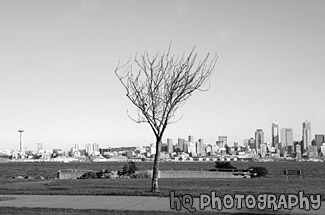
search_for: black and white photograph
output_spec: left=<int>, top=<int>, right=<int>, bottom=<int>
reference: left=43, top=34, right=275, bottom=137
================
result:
left=0, top=0, right=324, bottom=214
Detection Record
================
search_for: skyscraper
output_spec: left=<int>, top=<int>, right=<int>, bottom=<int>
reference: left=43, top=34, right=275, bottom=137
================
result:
left=37, top=143, right=43, bottom=153
left=167, top=138, right=173, bottom=154
left=188, top=135, right=194, bottom=143
left=280, top=128, right=293, bottom=149
left=272, top=121, right=279, bottom=149
left=315, top=134, right=325, bottom=148
left=92, top=143, right=99, bottom=152
left=196, top=139, right=205, bottom=155
left=85, top=144, right=93, bottom=155
left=218, top=136, right=227, bottom=148
left=302, top=120, right=311, bottom=152
left=255, top=129, right=264, bottom=149
left=177, top=138, right=185, bottom=151
left=248, top=138, right=255, bottom=149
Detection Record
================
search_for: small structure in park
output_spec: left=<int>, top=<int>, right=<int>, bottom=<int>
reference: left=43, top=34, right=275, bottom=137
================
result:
left=57, top=169, right=92, bottom=179
left=283, top=169, right=303, bottom=178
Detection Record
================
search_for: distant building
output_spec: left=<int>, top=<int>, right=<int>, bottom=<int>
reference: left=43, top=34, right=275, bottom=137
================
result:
left=99, top=148, right=110, bottom=156
left=234, top=142, right=239, bottom=148
left=260, top=143, right=267, bottom=156
left=255, top=129, right=264, bottom=149
left=281, top=128, right=293, bottom=149
left=218, top=136, right=227, bottom=148
left=167, top=138, right=173, bottom=154
left=37, top=143, right=43, bottom=153
left=295, top=142, right=302, bottom=159
left=93, top=143, right=99, bottom=153
left=161, top=143, right=168, bottom=152
left=321, top=144, right=325, bottom=155
left=225, top=144, right=231, bottom=154
left=302, top=121, right=312, bottom=152
left=196, top=139, right=205, bottom=156
left=149, top=144, right=156, bottom=155
left=215, top=141, right=222, bottom=149
left=85, top=144, right=93, bottom=155
left=315, top=134, right=325, bottom=149
left=75, top=144, right=80, bottom=151
left=183, top=141, right=189, bottom=153
left=72, top=144, right=81, bottom=157
left=187, top=141, right=196, bottom=154
left=177, top=138, right=185, bottom=151
left=188, top=135, right=194, bottom=143
left=52, top=149, right=62, bottom=156
left=272, top=121, right=279, bottom=149
left=287, top=145, right=294, bottom=156
left=243, top=139, right=249, bottom=147
left=308, top=145, right=318, bottom=157
left=248, top=138, right=255, bottom=150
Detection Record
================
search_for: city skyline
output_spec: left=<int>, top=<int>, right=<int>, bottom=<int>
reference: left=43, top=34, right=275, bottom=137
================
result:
left=1, top=0, right=325, bottom=151
left=3, top=119, right=324, bottom=152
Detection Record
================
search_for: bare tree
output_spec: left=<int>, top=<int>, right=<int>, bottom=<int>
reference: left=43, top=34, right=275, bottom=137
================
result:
left=115, top=44, right=217, bottom=192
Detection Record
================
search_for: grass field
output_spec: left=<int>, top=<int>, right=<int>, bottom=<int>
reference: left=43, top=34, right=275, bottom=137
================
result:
left=0, top=162, right=324, bottom=214
left=0, top=177, right=322, bottom=215
left=0, top=177, right=324, bottom=200
left=0, top=207, right=270, bottom=215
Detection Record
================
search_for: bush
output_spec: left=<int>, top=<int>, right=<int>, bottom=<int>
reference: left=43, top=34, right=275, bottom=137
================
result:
left=215, top=161, right=237, bottom=170
left=119, top=161, right=138, bottom=177
left=248, top=166, right=268, bottom=177
left=78, top=171, right=98, bottom=179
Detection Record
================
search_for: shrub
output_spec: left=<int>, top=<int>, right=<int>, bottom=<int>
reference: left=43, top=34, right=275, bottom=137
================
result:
left=78, top=171, right=98, bottom=179
left=248, top=166, right=268, bottom=177
left=215, top=161, right=237, bottom=170
left=119, top=161, right=138, bottom=177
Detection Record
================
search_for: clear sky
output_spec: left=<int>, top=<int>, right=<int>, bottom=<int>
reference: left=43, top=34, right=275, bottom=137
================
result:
left=0, top=0, right=324, bottom=151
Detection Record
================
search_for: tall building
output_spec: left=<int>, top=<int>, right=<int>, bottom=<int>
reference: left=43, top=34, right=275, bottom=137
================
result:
left=243, top=139, right=249, bottom=147
left=281, top=128, right=293, bottom=148
left=85, top=144, right=93, bottom=155
left=272, top=121, right=279, bottom=149
left=315, top=134, right=325, bottom=148
left=218, top=136, right=227, bottom=148
left=18, top=129, right=24, bottom=152
left=302, top=120, right=311, bottom=152
left=177, top=138, right=185, bottom=151
left=36, top=143, right=43, bottom=153
left=161, top=143, right=168, bottom=152
left=248, top=138, right=255, bottom=149
left=183, top=141, right=189, bottom=153
left=187, top=141, right=196, bottom=154
left=93, top=143, right=99, bottom=152
left=188, top=135, right=194, bottom=143
left=167, top=138, right=173, bottom=154
left=295, top=142, right=302, bottom=159
left=234, top=142, right=239, bottom=148
left=196, top=139, right=205, bottom=155
left=260, top=143, right=267, bottom=156
left=255, top=129, right=264, bottom=149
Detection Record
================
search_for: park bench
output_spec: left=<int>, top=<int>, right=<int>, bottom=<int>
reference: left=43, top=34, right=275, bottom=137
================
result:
left=283, top=169, right=303, bottom=177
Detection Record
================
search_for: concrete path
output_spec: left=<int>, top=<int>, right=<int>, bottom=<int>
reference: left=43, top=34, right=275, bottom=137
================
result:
left=0, top=195, right=324, bottom=214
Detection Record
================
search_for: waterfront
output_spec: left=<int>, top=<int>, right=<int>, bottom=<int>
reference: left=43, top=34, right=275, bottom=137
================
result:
left=0, top=161, right=324, bottom=179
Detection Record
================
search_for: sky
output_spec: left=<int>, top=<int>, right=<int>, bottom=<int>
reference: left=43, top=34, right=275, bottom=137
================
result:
left=0, top=0, right=325, bottom=151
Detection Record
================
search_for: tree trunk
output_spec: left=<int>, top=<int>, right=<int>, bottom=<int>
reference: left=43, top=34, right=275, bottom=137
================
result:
left=151, top=137, right=161, bottom=192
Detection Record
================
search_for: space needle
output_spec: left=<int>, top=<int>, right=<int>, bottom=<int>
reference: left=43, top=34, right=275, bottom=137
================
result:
left=18, top=129, right=24, bottom=151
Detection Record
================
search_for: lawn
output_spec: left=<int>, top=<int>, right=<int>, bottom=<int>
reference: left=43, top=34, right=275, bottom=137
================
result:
left=0, top=177, right=324, bottom=199
left=0, top=177, right=323, bottom=215
left=0, top=207, right=273, bottom=215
